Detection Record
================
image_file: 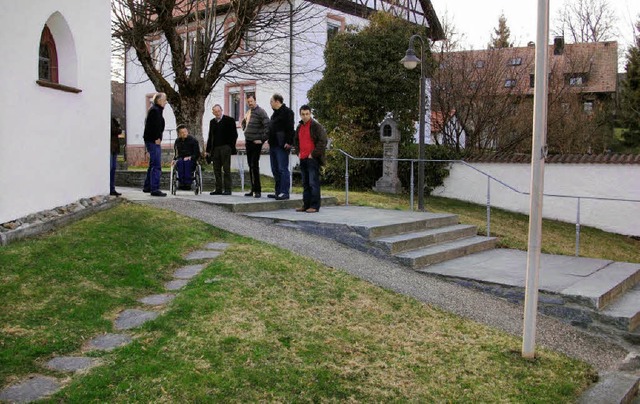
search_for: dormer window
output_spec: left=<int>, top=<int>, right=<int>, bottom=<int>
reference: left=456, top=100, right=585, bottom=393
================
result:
left=504, top=79, right=517, bottom=88
left=507, top=57, right=522, bottom=66
left=569, top=74, right=587, bottom=86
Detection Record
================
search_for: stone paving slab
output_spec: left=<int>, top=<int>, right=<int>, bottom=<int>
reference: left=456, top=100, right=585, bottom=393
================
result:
left=247, top=205, right=455, bottom=229
left=561, top=262, right=640, bottom=308
left=85, top=333, right=132, bottom=351
left=114, top=309, right=159, bottom=330
left=578, top=371, right=640, bottom=404
left=184, top=250, right=221, bottom=260
left=165, top=279, right=189, bottom=291
left=0, top=375, right=61, bottom=403
left=173, top=264, right=206, bottom=279
left=204, top=242, right=230, bottom=250
left=418, top=249, right=619, bottom=294
left=45, top=356, right=100, bottom=373
left=138, top=293, right=176, bottom=306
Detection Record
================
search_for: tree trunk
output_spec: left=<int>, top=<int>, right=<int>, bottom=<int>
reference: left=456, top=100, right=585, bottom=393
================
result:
left=172, top=95, right=207, bottom=157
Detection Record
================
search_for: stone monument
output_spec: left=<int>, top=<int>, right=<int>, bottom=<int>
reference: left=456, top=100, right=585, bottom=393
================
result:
left=374, top=117, right=403, bottom=194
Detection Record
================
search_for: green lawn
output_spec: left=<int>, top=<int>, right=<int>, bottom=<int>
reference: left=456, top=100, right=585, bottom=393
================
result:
left=0, top=203, right=596, bottom=402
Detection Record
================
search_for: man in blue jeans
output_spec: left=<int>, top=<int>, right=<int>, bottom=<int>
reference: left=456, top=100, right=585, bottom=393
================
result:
left=267, top=93, right=294, bottom=200
left=142, top=92, right=167, bottom=197
left=293, top=105, right=327, bottom=213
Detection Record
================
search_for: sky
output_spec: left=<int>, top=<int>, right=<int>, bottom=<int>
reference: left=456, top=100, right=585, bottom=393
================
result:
left=430, top=0, right=639, bottom=71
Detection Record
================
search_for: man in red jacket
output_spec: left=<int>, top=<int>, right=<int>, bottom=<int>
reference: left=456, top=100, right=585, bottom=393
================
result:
left=293, top=105, right=328, bottom=213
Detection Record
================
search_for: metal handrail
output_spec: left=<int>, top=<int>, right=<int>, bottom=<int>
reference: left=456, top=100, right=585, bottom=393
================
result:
left=335, top=149, right=640, bottom=256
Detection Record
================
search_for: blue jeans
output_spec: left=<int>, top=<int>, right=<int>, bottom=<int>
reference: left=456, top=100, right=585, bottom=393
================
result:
left=300, top=157, right=321, bottom=210
left=143, top=142, right=162, bottom=192
left=270, top=145, right=290, bottom=196
left=110, top=153, right=117, bottom=193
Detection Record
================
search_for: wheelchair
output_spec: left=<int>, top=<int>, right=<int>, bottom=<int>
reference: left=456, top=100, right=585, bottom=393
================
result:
left=170, top=157, right=203, bottom=195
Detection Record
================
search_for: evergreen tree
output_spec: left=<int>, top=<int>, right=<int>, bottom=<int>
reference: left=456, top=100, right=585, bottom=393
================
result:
left=620, top=19, right=640, bottom=148
left=488, top=13, right=512, bottom=48
left=308, top=13, right=456, bottom=191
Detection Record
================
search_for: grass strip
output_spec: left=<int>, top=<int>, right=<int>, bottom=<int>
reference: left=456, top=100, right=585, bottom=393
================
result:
left=1, top=204, right=595, bottom=402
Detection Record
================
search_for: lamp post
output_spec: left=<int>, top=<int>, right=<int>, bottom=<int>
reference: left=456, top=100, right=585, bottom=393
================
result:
left=401, top=34, right=428, bottom=211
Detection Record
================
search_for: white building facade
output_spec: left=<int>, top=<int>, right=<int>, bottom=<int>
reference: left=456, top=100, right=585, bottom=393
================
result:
left=0, top=1, right=111, bottom=224
left=124, top=0, right=442, bottom=166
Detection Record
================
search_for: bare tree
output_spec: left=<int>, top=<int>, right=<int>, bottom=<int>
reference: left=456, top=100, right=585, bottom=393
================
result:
left=554, top=0, right=617, bottom=43
left=112, top=0, right=315, bottom=150
left=431, top=48, right=531, bottom=152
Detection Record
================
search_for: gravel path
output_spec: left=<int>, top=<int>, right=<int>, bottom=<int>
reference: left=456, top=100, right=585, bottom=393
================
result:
left=142, top=198, right=629, bottom=371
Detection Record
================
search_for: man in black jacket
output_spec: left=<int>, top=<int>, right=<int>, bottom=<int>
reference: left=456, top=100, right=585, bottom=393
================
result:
left=206, top=104, right=238, bottom=195
left=267, top=93, right=294, bottom=200
left=142, top=92, right=167, bottom=197
left=110, top=117, right=122, bottom=196
left=172, top=124, right=200, bottom=190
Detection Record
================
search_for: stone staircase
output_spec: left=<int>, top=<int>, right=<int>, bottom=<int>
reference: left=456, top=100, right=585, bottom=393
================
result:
left=370, top=220, right=497, bottom=268
left=248, top=207, right=497, bottom=270
left=245, top=204, right=640, bottom=346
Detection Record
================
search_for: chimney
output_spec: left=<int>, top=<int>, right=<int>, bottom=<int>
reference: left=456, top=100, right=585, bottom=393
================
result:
left=553, top=36, right=564, bottom=55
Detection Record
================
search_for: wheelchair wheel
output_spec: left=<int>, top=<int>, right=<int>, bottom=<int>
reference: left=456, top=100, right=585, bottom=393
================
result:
left=170, top=165, right=178, bottom=195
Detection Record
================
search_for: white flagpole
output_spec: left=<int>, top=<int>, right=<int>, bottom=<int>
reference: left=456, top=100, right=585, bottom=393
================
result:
left=522, top=0, right=551, bottom=359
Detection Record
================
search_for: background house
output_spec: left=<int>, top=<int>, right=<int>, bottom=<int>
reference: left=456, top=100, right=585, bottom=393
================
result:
left=124, top=0, right=443, bottom=166
left=432, top=38, right=618, bottom=153
left=0, top=1, right=111, bottom=224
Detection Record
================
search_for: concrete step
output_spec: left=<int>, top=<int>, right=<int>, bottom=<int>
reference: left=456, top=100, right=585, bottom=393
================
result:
left=397, top=236, right=498, bottom=268
left=198, top=195, right=339, bottom=213
left=374, top=224, right=478, bottom=254
left=598, top=285, right=640, bottom=333
left=561, top=262, right=640, bottom=310
left=578, top=371, right=640, bottom=404
left=365, top=213, right=459, bottom=239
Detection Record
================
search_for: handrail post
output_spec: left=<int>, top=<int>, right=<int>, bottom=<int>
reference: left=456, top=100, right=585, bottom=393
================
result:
left=410, top=161, right=415, bottom=211
left=345, top=155, right=349, bottom=206
left=575, top=197, right=581, bottom=257
left=486, top=176, right=491, bottom=237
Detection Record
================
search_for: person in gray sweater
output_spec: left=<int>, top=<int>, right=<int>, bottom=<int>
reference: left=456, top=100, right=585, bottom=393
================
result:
left=241, top=94, right=270, bottom=197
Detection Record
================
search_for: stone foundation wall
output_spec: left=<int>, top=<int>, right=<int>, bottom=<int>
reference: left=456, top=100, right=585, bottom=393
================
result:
left=125, top=145, right=175, bottom=167
left=1, top=196, right=120, bottom=246
left=115, top=170, right=243, bottom=190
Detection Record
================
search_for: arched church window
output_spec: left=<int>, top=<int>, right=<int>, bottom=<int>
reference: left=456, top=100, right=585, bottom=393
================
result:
left=38, top=25, right=58, bottom=83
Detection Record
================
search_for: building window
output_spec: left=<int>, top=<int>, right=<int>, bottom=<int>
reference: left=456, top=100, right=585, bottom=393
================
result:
left=225, top=82, right=256, bottom=122
left=149, top=41, right=162, bottom=70
left=475, top=60, right=485, bottom=68
left=38, top=25, right=58, bottom=83
left=327, top=14, right=345, bottom=43
left=507, top=57, right=522, bottom=66
left=504, top=79, right=517, bottom=88
left=583, top=101, right=594, bottom=114
left=569, top=75, right=586, bottom=86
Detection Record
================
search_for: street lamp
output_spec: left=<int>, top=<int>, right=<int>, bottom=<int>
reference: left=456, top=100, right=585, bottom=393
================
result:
left=400, top=34, right=428, bottom=211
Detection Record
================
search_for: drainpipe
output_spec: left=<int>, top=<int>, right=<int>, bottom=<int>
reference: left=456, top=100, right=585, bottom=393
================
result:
left=288, top=0, right=294, bottom=107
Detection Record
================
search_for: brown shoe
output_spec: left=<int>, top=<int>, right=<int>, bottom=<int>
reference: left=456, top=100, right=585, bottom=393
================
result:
left=305, top=208, right=318, bottom=213
left=295, top=207, right=307, bottom=212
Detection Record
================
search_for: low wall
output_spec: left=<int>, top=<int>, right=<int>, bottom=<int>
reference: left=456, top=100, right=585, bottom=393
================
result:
left=432, top=160, right=640, bottom=237
left=115, top=170, right=242, bottom=191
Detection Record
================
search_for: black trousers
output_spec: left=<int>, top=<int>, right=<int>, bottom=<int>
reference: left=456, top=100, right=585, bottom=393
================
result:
left=245, top=141, right=263, bottom=193
left=212, top=145, right=232, bottom=192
